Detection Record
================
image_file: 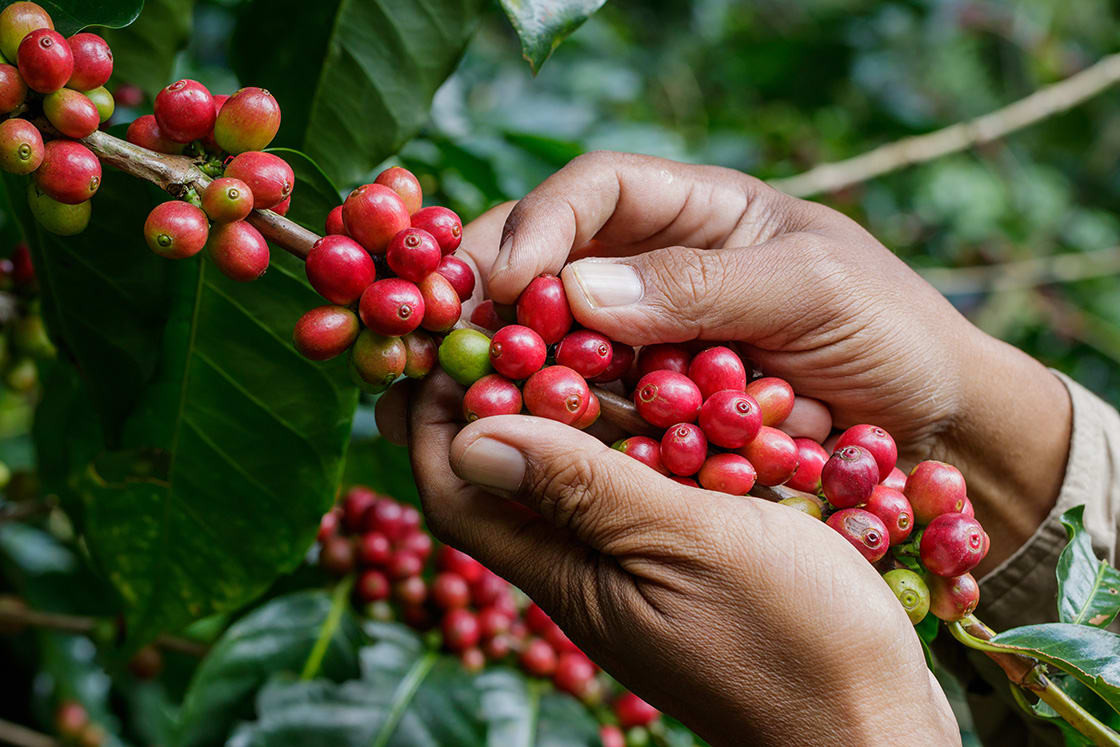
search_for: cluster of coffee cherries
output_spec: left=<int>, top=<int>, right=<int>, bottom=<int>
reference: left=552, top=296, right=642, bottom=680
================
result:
left=0, top=2, right=115, bottom=234
left=290, top=166, right=470, bottom=394
left=316, top=486, right=662, bottom=746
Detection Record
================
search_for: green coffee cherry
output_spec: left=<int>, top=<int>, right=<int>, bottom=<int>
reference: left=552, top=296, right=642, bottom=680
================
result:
left=882, top=569, right=931, bottom=625
left=438, top=328, right=492, bottom=386
left=27, top=183, right=90, bottom=236
left=84, top=86, right=115, bottom=122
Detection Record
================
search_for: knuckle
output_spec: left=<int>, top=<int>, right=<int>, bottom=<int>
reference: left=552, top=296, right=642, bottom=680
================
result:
left=526, top=452, right=601, bottom=532
left=647, top=248, right=727, bottom=326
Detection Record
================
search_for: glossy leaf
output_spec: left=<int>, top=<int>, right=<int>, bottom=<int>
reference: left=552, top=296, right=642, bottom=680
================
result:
left=102, top=0, right=195, bottom=97
left=498, top=0, right=608, bottom=73
left=1057, top=506, right=1120, bottom=628
left=0, top=0, right=142, bottom=35
left=342, top=436, right=420, bottom=508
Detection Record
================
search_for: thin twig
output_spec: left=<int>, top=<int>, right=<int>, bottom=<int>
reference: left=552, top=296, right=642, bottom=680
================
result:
left=920, top=246, right=1120, bottom=296
left=0, top=603, right=209, bottom=657
left=0, top=718, right=56, bottom=747
left=770, top=53, right=1120, bottom=198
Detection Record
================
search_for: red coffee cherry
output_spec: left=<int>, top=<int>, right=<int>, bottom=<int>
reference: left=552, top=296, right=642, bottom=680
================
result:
left=386, top=227, right=440, bottom=283
left=688, top=346, right=747, bottom=399
left=920, top=513, right=986, bottom=577
left=463, top=374, right=522, bottom=421
left=367, top=498, right=407, bottom=540
left=343, top=486, right=378, bottom=530
left=316, top=509, right=340, bottom=543
left=928, top=572, right=980, bottom=622
left=472, top=571, right=510, bottom=608
left=835, top=424, right=897, bottom=481
left=43, top=88, right=98, bottom=138
left=293, top=306, right=360, bottom=361
left=417, top=271, right=461, bottom=332
left=826, top=508, right=889, bottom=563
left=18, top=29, right=72, bottom=93
left=555, top=329, right=613, bottom=378
left=469, top=300, right=503, bottom=331
left=389, top=553, right=424, bottom=583
left=399, top=504, right=422, bottom=534
left=881, top=466, right=907, bottom=491
left=0, top=118, right=43, bottom=174
left=431, top=572, right=471, bottom=610
left=961, top=496, right=975, bottom=518
left=325, top=204, right=347, bottom=235
left=905, top=460, right=967, bottom=524
left=600, top=725, right=626, bottom=747
left=401, top=330, right=437, bottom=379
left=437, top=546, right=484, bottom=584
left=635, top=343, right=691, bottom=378
left=200, top=93, right=229, bottom=151
left=343, top=183, right=410, bottom=254
left=411, top=205, right=462, bottom=254
left=223, top=151, right=293, bottom=210
left=671, top=476, right=700, bottom=487
left=516, top=274, right=572, bottom=345
left=320, top=535, right=355, bottom=575
left=785, top=438, right=829, bottom=493
left=35, top=140, right=100, bottom=204
left=213, top=86, right=281, bottom=153
left=436, top=254, right=475, bottom=301
left=697, top=453, right=756, bottom=495
left=154, top=79, right=215, bottom=143
left=572, top=392, right=600, bottom=430
left=355, top=569, right=390, bottom=603
left=489, top=324, right=547, bottom=380
left=55, top=699, right=89, bottom=738
left=697, top=389, right=762, bottom=448
left=126, top=114, right=183, bottom=155
left=614, top=693, right=660, bottom=729
left=745, top=376, right=795, bottom=426
left=0, top=64, right=26, bottom=113
left=633, top=370, right=702, bottom=428
left=374, top=166, right=422, bottom=214
left=821, top=445, right=879, bottom=508
left=357, top=531, right=391, bottom=567
left=739, top=426, right=799, bottom=486
left=589, top=341, right=635, bottom=383
left=0, top=2, right=53, bottom=62
left=523, top=365, right=590, bottom=425
left=442, top=608, right=481, bottom=652
left=553, top=652, right=597, bottom=698
left=477, top=606, right=512, bottom=639
left=201, top=177, right=253, bottom=223
left=305, top=235, right=375, bottom=305
left=349, top=329, right=406, bottom=391
left=660, top=423, right=707, bottom=477
left=519, top=637, right=557, bottom=677
left=398, top=530, right=432, bottom=562
left=207, top=220, right=269, bottom=281
left=863, top=485, right=914, bottom=545
left=143, top=201, right=209, bottom=259
left=66, top=33, right=112, bottom=90
left=613, top=435, right=668, bottom=475
left=393, top=575, right=427, bottom=605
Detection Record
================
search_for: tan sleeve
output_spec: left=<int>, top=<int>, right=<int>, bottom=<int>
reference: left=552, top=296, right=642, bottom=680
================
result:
left=977, top=371, right=1120, bottom=630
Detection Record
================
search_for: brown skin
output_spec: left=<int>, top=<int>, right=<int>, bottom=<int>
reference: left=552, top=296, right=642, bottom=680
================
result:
left=378, top=151, right=1072, bottom=744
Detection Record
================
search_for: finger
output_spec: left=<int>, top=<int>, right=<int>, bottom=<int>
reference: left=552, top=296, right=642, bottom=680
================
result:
left=487, top=151, right=796, bottom=303
left=454, top=201, right=516, bottom=304
left=373, top=379, right=413, bottom=446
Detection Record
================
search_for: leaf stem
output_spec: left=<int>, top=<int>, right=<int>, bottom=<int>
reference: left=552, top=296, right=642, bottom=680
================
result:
left=300, top=574, right=354, bottom=680
left=369, top=649, right=439, bottom=747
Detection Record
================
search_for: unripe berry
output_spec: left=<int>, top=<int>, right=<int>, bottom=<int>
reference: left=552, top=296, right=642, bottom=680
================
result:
left=293, top=305, right=359, bottom=361
left=519, top=366, right=590, bottom=426
left=697, top=453, right=756, bottom=495
left=436, top=254, right=475, bottom=301
left=697, top=389, right=761, bottom=448
left=821, top=445, right=879, bottom=508
left=43, top=88, right=98, bottom=138
left=201, top=177, right=254, bottom=223
left=144, top=201, right=209, bottom=259
left=18, top=29, right=71, bottom=93
left=357, top=531, right=391, bottom=567
left=590, top=341, right=635, bottom=383
left=417, top=271, right=461, bottom=332
left=438, top=328, right=493, bottom=386
left=126, top=114, right=184, bottom=154
left=572, top=392, right=600, bottom=429
left=359, top=278, right=424, bottom=336
left=442, top=608, right=481, bottom=652
left=0, top=64, right=26, bottom=113
left=320, top=534, right=355, bottom=575
left=516, top=274, right=573, bottom=345
left=0, top=2, right=52, bottom=62
left=355, top=569, right=390, bottom=602
left=863, top=485, right=914, bottom=545
left=463, top=374, right=522, bottom=421
left=786, top=438, right=829, bottom=493
left=0, top=117, right=42, bottom=174
left=778, top=396, right=833, bottom=442
left=826, top=508, right=889, bottom=563
left=27, top=182, right=89, bottom=235
left=920, top=513, right=986, bottom=577
left=739, top=426, right=799, bottom=486
left=35, top=140, right=100, bottom=204
left=745, top=376, right=795, bottom=426
left=66, top=33, right=112, bottom=90
left=519, top=637, right=557, bottom=677
left=615, top=693, right=660, bottom=729
left=835, top=424, right=897, bottom=481
left=84, top=85, right=114, bottom=122
left=554, top=652, right=597, bottom=698
left=325, top=204, right=347, bottom=235
left=613, top=435, right=668, bottom=475
left=214, top=86, right=281, bottom=153
left=881, top=466, right=907, bottom=491
left=411, top=205, right=462, bottom=254
left=882, top=569, right=930, bottom=625
left=374, top=166, right=422, bottom=214
left=304, top=235, right=375, bottom=305
left=633, top=370, right=702, bottom=428
left=223, top=151, right=293, bottom=210
left=350, top=329, right=405, bottom=390
left=688, top=346, right=746, bottom=399
left=154, top=79, right=215, bottom=143
left=635, top=343, right=691, bottom=378
left=489, top=324, right=547, bottom=380
left=385, top=227, right=440, bottom=283
left=778, top=493, right=824, bottom=520
left=432, top=572, right=471, bottom=609
left=660, top=422, right=707, bottom=476
left=928, top=572, right=979, bottom=622
left=437, top=546, right=484, bottom=584
left=905, top=460, right=967, bottom=524
left=555, top=329, right=613, bottom=378
left=342, top=183, right=410, bottom=253
left=207, top=220, right=269, bottom=281
left=401, top=329, right=437, bottom=379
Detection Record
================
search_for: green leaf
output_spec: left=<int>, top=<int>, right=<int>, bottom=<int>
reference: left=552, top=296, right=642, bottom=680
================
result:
left=102, top=0, right=195, bottom=98
left=229, top=0, right=486, bottom=187
left=497, top=0, right=608, bottom=73
left=266, top=148, right=341, bottom=235
left=0, top=0, right=143, bottom=35
left=177, top=590, right=364, bottom=747
left=1057, top=506, right=1120, bottom=628
left=342, top=436, right=419, bottom=508
left=915, top=612, right=939, bottom=669
left=480, top=669, right=600, bottom=746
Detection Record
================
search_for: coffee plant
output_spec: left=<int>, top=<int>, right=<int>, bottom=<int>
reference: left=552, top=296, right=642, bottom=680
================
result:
left=0, top=0, right=1117, bottom=745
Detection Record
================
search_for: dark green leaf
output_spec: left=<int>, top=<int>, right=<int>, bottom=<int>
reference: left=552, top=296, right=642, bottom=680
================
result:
left=102, top=0, right=195, bottom=97
left=0, top=0, right=143, bottom=35
left=342, top=436, right=419, bottom=508
left=497, top=0, right=608, bottom=73
left=915, top=612, right=938, bottom=669
left=1057, top=506, right=1120, bottom=627
left=266, top=148, right=341, bottom=235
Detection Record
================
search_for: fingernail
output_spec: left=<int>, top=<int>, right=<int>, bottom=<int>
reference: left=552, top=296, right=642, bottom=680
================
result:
left=456, top=437, right=526, bottom=493
left=495, top=233, right=514, bottom=276
left=567, top=260, right=643, bottom=308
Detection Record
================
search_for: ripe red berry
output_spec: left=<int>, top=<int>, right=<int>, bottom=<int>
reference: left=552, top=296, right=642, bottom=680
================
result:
left=519, top=637, right=557, bottom=677
left=523, top=365, right=590, bottom=425
left=304, top=235, right=375, bottom=305
left=928, top=573, right=979, bottom=622
left=293, top=306, right=359, bottom=361
left=688, top=346, right=747, bottom=399
left=905, top=461, right=967, bottom=524
left=320, top=535, right=355, bottom=575
left=359, top=278, right=424, bottom=336
left=224, top=151, right=293, bottom=210
left=786, top=438, right=829, bottom=493
left=375, top=166, right=422, bottom=214
left=613, top=435, right=668, bottom=475
left=826, top=508, right=889, bottom=563
left=55, top=700, right=89, bottom=738
left=881, top=466, right=907, bottom=491
left=394, top=575, right=427, bottom=605
left=600, top=725, right=626, bottom=747
left=357, top=531, right=391, bottom=567
left=863, top=485, right=914, bottom=545
left=697, top=453, right=756, bottom=495
left=745, top=377, right=795, bottom=426
left=660, top=423, right=707, bottom=476
left=697, top=389, right=762, bottom=448
left=214, top=86, right=281, bottom=153
left=525, top=602, right=553, bottom=633
left=366, top=498, right=406, bottom=540
left=0, top=64, right=25, bottom=114
left=470, top=300, right=503, bottom=331
left=778, top=396, right=833, bottom=443
left=554, top=329, right=613, bottom=378
left=0, top=2, right=52, bottom=63
left=489, top=324, right=547, bottom=380
left=437, top=546, right=484, bottom=584
left=343, top=486, right=377, bottom=530
left=417, top=271, right=461, bottom=332
left=349, top=329, right=405, bottom=391
left=516, top=274, right=573, bottom=345
left=153, top=79, right=215, bottom=143
left=18, top=29, right=72, bottom=93
left=388, top=551, right=424, bottom=581
left=43, top=88, right=98, bottom=138
left=589, top=341, right=635, bottom=383
left=633, top=370, right=702, bottom=428
left=442, top=608, right=481, bottom=652
left=460, top=647, right=486, bottom=673
left=398, top=530, right=433, bottom=561
left=463, top=374, right=522, bottom=421
left=0, top=117, right=43, bottom=174
left=401, top=330, right=437, bottom=379
left=385, top=227, right=440, bottom=283
left=126, top=114, right=183, bottom=154
left=201, top=177, right=254, bottom=223
left=343, top=183, right=410, bottom=254
left=961, top=496, right=975, bottom=519
left=431, top=572, right=471, bottom=609
left=144, top=201, right=209, bottom=259
left=477, top=606, right=512, bottom=638
left=472, top=571, right=509, bottom=607
left=821, top=445, right=879, bottom=509
left=835, top=424, right=897, bottom=481
left=325, top=205, right=347, bottom=235
left=436, top=254, right=475, bottom=301
left=411, top=206, right=462, bottom=254
left=35, top=139, right=100, bottom=204
left=671, top=476, right=700, bottom=487
left=920, top=513, right=986, bottom=577
left=66, top=33, right=112, bottom=90
left=615, top=693, right=660, bottom=729
left=272, top=194, right=289, bottom=216
left=399, top=503, right=421, bottom=533
left=553, top=652, right=597, bottom=698
left=739, top=426, right=799, bottom=486
left=207, top=220, right=269, bottom=281
left=635, top=343, right=691, bottom=378
left=317, top=509, right=340, bottom=543
left=572, top=392, right=600, bottom=430
left=355, top=569, right=390, bottom=602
